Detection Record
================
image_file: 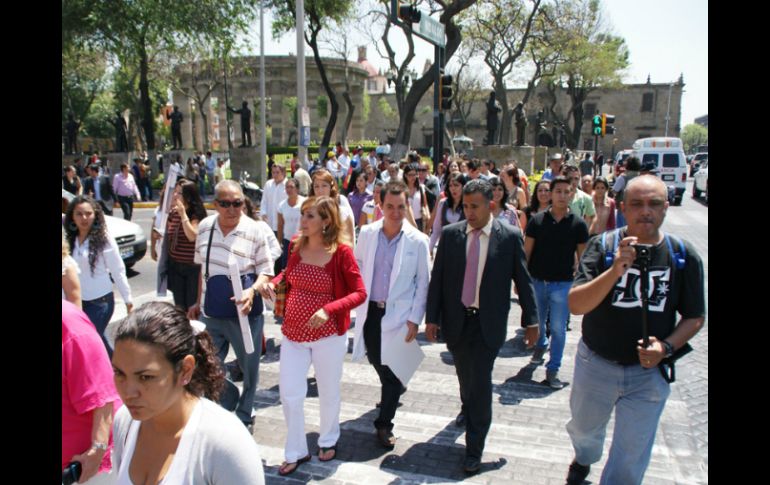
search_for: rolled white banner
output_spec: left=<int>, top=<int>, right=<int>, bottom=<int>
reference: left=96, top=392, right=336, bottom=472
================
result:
left=228, top=256, right=255, bottom=354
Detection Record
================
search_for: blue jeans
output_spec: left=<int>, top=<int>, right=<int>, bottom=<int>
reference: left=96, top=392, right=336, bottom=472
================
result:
left=566, top=339, right=670, bottom=485
left=82, top=292, right=115, bottom=358
left=533, top=279, right=571, bottom=372
left=202, top=313, right=264, bottom=424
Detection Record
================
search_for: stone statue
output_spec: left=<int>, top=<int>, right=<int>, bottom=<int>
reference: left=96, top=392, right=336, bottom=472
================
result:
left=167, top=106, right=184, bottom=150
left=227, top=101, right=252, bottom=147
left=65, top=112, right=80, bottom=155
left=513, top=102, right=527, bottom=146
left=110, top=111, right=129, bottom=152
left=485, top=92, right=502, bottom=146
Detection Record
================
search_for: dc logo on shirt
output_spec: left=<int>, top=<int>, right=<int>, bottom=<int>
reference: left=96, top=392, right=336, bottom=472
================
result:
left=611, top=267, right=671, bottom=311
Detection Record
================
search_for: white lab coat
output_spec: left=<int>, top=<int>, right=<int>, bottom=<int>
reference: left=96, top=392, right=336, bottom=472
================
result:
left=352, top=219, right=430, bottom=362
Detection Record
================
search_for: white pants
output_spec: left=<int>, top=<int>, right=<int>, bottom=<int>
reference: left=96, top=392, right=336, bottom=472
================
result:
left=279, top=333, right=347, bottom=462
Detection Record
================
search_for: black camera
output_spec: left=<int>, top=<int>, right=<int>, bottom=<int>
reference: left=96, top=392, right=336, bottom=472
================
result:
left=633, top=243, right=653, bottom=264
left=62, top=461, right=81, bottom=485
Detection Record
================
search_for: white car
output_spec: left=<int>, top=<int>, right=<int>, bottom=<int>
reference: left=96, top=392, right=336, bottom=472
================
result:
left=61, top=189, right=147, bottom=267
left=692, top=160, right=708, bottom=204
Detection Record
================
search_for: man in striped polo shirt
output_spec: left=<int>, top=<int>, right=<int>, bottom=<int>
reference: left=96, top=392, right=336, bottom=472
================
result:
left=189, top=180, right=280, bottom=428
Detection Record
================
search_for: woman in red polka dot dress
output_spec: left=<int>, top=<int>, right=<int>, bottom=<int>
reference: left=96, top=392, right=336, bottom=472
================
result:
left=258, top=196, right=366, bottom=476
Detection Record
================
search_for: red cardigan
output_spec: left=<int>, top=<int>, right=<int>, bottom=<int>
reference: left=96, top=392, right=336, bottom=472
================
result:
left=272, top=242, right=367, bottom=335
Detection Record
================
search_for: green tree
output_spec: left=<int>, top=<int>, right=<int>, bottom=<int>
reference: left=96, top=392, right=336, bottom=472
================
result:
left=540, top=0, right=629, bottom=150
left=464, top=0, right=543, bottom=145
left=269, top=0, right=354, bottom=160
left=364, top=0, right=479, bottom=164
left=62, top=43, right=109, bottom=134
left=681, top=124, right=708, bottom=153
left=63, top=0, right=258, bottom=158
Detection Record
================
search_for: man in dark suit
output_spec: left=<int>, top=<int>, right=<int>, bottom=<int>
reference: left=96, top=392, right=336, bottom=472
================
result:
left=426, top=179, right=539, bottom=475
left=82, top=164, right=116, bottom=216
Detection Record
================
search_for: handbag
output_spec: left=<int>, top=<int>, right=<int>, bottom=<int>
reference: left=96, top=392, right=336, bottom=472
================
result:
left=202, top=218, right=262, bottom=318
left=273, top=276, right=287, bottom=318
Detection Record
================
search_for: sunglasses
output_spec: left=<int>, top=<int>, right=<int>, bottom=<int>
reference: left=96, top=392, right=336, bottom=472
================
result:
left=216, top=199, right=244, bottom=208
left=418, top=168, right=428, bottom=172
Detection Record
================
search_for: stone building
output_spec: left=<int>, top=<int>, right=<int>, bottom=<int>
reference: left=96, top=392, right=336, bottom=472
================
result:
left=364, top=76, right=685, bottom=157
left=171, top=55, right=369, bottom=152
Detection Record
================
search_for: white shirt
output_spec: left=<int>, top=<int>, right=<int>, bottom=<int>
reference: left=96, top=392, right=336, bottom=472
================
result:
left=72, top=233, right=132, bottom=304
left=114, top=398, right=265, bottom=485
left=338, top=154, right=350, bottom=172
left=261, top=178, right=287, bottom=231
left=278, top=196, right=306, bottom=241
left=408, top=187, right=424, bottom=220
left=465, top=217, right=493, bottom=308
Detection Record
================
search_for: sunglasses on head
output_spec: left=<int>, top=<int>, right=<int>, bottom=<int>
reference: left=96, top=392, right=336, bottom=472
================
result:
left=216, top=199, right=244, bottom=208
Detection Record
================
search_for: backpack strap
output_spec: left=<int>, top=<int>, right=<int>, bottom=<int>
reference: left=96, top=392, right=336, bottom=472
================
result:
left=664, top=233, right=687, bottom=270
left=204, top=217, right=217, bottom=281
left=602, top=228, right=622, bottom=268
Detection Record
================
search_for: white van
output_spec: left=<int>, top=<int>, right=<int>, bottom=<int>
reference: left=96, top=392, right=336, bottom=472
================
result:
left=630, top=137, right=687, bottom=205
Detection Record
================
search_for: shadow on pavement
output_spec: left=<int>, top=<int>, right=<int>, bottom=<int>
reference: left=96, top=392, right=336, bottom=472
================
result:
left=380, top=421, right=507, bottom=481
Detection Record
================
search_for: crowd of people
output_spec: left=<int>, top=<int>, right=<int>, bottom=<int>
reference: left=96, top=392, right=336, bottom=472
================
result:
left=62, top=146, right=705, bottom=485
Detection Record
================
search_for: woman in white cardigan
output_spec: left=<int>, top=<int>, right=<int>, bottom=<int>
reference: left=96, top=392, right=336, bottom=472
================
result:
left=111, top=302, right=265, bottom=485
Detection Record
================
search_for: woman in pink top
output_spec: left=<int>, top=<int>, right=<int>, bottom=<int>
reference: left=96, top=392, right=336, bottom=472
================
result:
left=62, top=299, right=121, bottom=483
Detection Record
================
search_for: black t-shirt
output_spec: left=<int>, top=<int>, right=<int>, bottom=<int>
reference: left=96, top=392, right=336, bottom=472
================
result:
left=574, top=230, right=706, bottom=364
left=526, top=210, right=589, bottom=281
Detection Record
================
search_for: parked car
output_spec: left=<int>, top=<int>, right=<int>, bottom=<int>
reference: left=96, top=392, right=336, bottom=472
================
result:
left=61, top=189, right=147, bottom=268
left=692, top=160, right=708, bottom=204
left=689, top=152, right=708, bottom=177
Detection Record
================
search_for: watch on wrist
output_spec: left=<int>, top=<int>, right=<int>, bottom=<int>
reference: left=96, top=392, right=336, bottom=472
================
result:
left=91, top=441, right=108, bottom=452
left=662, top=340, right=674, bottom=358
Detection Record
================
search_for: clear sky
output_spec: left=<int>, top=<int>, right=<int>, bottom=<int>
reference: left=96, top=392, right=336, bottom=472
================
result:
left=245, top=0, right=707, bottom=126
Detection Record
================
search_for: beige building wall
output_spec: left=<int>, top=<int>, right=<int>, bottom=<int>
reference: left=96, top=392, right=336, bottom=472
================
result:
left=173, top=56, right=368, bottom=151
left=364, top=80, right=684, bottom=157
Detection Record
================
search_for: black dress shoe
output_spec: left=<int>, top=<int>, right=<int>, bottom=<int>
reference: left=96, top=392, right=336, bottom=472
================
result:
left=463, top=456, right=481, bottom=475
left=565, top=459, right=590, bottom=484
left=376, top=428, right=396, bottom=449
left=455, top=412, right=466, bottom=427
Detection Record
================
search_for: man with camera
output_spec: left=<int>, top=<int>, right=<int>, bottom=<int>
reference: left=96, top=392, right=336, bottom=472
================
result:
left=564, top=175, right=705, bottom=485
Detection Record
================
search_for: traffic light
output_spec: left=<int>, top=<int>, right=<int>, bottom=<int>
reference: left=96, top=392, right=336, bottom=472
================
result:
left=592, top=113, right=602, bottom=136
left=439, top=72, right=453, bottom=111
left=601, top=113, right=616, bottom=137
left=398, top=3, right=421, bottom=23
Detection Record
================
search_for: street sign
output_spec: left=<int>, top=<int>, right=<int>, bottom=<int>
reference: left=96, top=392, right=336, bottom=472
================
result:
left=418, top=15, right=445, bottom=47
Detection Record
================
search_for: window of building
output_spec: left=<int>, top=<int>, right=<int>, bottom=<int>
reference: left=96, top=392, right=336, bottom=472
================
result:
left=641, top=93, right=654, bottom=112
left=425, top=134, right=433, bottom=147
left=368, top=80, right=378, bottom=91
left=584, top=104, right=597, bottom=120
left=583, top=139, right=594, bottom=150
left=639, top=133, right=651, bottom=139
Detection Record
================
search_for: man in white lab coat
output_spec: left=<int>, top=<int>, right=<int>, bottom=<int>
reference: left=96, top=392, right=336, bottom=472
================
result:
left=353, top=179, right=430, bottom=450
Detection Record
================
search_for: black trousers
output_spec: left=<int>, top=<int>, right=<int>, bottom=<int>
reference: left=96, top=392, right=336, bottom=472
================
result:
left=167, top=259, right=201, bottom=311
left=363, top=302, right=403, bottom=432
left=447, top=313, right=499, bottom=459
left=117, top=195, right=134, bottom=221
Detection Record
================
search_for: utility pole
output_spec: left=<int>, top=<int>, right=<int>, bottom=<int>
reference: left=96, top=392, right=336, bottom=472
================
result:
left=259, top=0, right=267, bottom=187
left=665, top=82, right=673, bottom=137
left=296, top=0, right=309, bottom=168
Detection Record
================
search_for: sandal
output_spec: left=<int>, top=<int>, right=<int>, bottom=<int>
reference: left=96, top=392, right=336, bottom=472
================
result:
left=318, top=444, right=337, bottom=462
left=278, top=454, right=311, bottom=476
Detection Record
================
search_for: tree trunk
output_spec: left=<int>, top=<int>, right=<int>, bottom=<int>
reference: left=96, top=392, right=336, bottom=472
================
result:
left=307, top=29, right=338, bottom=161
left=392, top=13, right=466, bottom=164
left=200, top=111, right=210, bottom=151
left=495, top=77, right=510, bottom=145
left=341, top=91, right=354, bottom=146
left=139, top=39, right=155, bottom=151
